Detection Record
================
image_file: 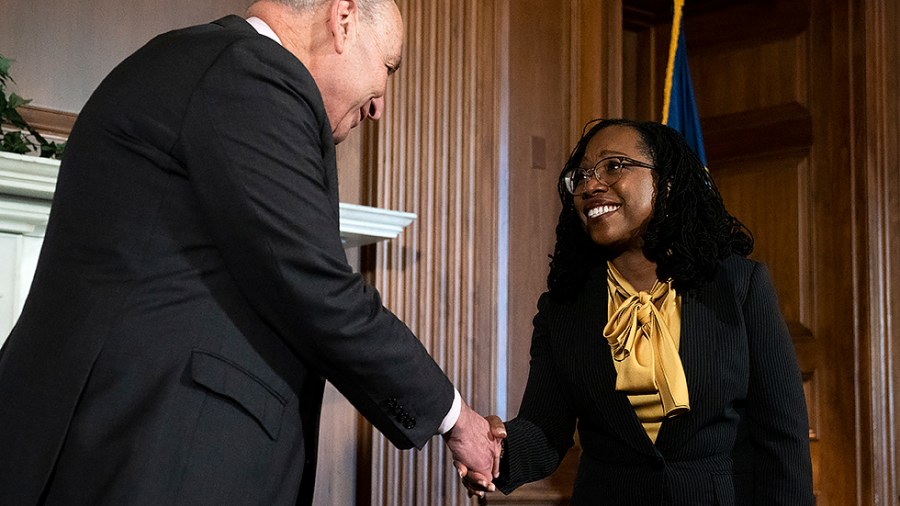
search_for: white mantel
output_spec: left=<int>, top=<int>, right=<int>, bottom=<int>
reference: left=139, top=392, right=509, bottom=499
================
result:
left=0, top=151, right=416, bottom=245
left=0, top=151, right=416, bottom=342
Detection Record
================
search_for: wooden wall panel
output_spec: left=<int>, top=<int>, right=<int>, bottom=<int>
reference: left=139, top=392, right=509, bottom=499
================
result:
left=714, top=153, right=811, bottom=330
left=362, top=1, right=498, bottom=504
left=691, top=36, right=809, bottom=117
left=504, top=0, right=573, bottom=430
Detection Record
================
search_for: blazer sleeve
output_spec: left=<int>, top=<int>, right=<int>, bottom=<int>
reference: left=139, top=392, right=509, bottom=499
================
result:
left=742, top=262, right=814, bottom=505
left=496, top=293, right=577, bottom=494
left=173, top=38, right=453, bottom=449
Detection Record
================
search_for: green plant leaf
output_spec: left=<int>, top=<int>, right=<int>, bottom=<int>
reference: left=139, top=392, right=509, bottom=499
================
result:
left=0, top=54, right=11, bottom=83
left=0, top=53, right=66, bottom=159
left=40, top=141, right=65, bottom=159
left=2, top=131, right=35, bottom=154
left=7, top=93, right=30, bottom=109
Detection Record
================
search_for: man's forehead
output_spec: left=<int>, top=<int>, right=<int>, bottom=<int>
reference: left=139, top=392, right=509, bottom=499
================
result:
left=380, top=3, right=404, bottom=68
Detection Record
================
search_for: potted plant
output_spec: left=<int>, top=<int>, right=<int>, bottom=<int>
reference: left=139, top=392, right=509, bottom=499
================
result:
left=0, top=53, right=65, bottom=159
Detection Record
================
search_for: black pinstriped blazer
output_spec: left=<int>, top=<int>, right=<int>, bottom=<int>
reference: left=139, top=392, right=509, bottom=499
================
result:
left=497, top=255, right=814, bottom=505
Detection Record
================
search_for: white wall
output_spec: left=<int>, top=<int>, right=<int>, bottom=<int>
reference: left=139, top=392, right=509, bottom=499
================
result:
left=0, top=232, right=42, bottom=347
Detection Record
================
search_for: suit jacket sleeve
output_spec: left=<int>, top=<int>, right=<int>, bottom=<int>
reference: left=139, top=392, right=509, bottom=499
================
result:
left=742, top=262, right=814, bottom=505
left=496, top=293, right=577, bottom=493
left=172, top=36, right=453, bottom=449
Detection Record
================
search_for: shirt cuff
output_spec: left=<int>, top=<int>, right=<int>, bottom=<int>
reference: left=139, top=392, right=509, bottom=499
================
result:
left=437, top=389, right=462, bottom=434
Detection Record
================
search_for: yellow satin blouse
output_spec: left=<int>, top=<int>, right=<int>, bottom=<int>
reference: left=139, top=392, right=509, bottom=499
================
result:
left=603, top=262, right=690, bottom=443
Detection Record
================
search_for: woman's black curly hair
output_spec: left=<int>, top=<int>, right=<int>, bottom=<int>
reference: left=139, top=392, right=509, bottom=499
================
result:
left=547, top=119, right=753, bottom=299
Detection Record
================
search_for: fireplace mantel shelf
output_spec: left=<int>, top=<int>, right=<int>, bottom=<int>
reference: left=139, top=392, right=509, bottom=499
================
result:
left=0, top=151, right=415, bottom=247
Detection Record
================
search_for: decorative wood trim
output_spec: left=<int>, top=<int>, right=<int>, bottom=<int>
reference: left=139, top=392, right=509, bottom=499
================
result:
left=570, top=0, right=624, bottom=139
left=683, top=0, right=810, bottom=53
left=702, top=103, right=813, bottom=163
left=18, top=105, right=77, bottom=137
left=0, top=152, right=415, bottom=247
left=861, top=0, right=899, bottom=503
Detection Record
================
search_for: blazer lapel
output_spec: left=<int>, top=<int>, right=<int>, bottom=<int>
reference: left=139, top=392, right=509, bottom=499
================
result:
left=654, top=290, right=704, bottom=450
left=655, top=268, right=741, bottom=453
left=574, top=267, right=658, bottom=457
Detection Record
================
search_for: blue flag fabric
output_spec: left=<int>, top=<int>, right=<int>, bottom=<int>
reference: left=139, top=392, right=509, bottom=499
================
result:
left=663, top=3, right=708, bottom=167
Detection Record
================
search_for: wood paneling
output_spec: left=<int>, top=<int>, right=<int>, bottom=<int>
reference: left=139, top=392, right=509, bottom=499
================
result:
left=361, top=1, right=499, bottom=504
left=569, top=1, right=624, bottom=136
left=681, top=0, right=871, bottom=503
left=861, top=0, right=900, bottom=503
left=6, top=0, right=899, bottom=504
left=491, top=1, right=604, bottom=502
left=492, top=0, right=900, bottom=505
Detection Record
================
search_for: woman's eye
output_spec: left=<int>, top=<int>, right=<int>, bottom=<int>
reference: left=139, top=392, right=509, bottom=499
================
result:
left=607, top=160, right=625, bottom=172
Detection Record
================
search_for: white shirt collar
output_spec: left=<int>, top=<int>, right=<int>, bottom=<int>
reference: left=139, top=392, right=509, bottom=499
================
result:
left=245, top=16, right=283, bottom=46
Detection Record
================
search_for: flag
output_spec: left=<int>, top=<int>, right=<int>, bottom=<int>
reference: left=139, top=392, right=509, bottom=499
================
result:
left=662, top=0, right=707, bottom=167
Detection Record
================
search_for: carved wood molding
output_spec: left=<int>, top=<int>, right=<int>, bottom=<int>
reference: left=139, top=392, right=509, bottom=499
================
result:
left=702, top=103, right=813, bottom=163
left=18, top=105, right=77, bottom=136
left=861, top=0, right=899, bottom=502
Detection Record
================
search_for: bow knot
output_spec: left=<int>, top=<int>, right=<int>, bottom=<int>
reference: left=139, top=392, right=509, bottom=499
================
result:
left=604, top=264, right=690, bottom=422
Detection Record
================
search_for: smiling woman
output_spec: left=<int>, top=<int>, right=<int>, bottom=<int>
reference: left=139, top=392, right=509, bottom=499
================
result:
left=459, top=118, right=815, bottom=505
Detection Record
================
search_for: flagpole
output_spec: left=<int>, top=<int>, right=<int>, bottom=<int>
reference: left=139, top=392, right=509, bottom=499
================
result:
left=662, top=0, right=685, bottom=124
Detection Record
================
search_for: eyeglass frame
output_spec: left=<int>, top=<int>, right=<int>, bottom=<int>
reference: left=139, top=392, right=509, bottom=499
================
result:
left=562, top=155, right=656, bottom=195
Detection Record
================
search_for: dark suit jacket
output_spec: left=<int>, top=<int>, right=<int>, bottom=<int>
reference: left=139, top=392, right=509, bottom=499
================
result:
left=497, top=256, right=814, bottom=505
left=0, top=16, right=453, bottom=505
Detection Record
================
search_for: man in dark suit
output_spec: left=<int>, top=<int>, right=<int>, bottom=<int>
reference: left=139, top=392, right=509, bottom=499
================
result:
left=0, top=0, right=499, bottom=504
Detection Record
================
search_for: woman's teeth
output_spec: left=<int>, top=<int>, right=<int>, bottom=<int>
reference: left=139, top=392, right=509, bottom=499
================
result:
left=587, top=205, right=618, bottom=219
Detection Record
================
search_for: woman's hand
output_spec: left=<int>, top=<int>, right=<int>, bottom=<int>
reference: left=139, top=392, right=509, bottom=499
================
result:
left=454, top=415, right=506, bottom=499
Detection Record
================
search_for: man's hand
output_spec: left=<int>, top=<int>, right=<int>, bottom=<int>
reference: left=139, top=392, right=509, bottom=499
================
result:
left=442, top=401, right=503, bottom=496
left=452, top=415, right=506, bottom=498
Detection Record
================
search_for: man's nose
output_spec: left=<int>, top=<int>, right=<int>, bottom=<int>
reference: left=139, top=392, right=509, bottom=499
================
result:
left=368, top=97, right=385, bottom=121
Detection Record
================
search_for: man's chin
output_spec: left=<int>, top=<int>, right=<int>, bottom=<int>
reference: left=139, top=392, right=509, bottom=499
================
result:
left=332, top=130, right=349, bottom=145
left=332, top=122, right=359, bottom=144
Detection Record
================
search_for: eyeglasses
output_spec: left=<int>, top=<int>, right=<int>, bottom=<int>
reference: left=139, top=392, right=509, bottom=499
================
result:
left=562, top=156, right=655, bottom=195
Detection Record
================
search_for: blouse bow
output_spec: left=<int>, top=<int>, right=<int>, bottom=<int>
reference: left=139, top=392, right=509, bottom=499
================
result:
left=604, top=264, right=690, bottom=420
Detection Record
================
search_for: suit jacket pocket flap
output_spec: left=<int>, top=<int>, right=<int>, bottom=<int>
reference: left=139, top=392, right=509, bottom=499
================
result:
left=191, top=349, right=287, bottom=440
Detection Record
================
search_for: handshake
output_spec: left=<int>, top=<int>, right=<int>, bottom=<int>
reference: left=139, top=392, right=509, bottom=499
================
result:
left=442, top=401, right=508, bottom=499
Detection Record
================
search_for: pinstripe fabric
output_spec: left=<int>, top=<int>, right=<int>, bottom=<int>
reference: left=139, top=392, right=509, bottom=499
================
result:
left=496, top=256, right=813, bottom=505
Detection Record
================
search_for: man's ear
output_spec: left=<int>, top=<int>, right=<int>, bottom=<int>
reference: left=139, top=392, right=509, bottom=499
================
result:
left=329, top=0, right=357, bottom=54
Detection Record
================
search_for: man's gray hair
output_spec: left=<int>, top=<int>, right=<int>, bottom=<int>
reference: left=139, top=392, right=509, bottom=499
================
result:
left=265, top=0, right=392, bottom=23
